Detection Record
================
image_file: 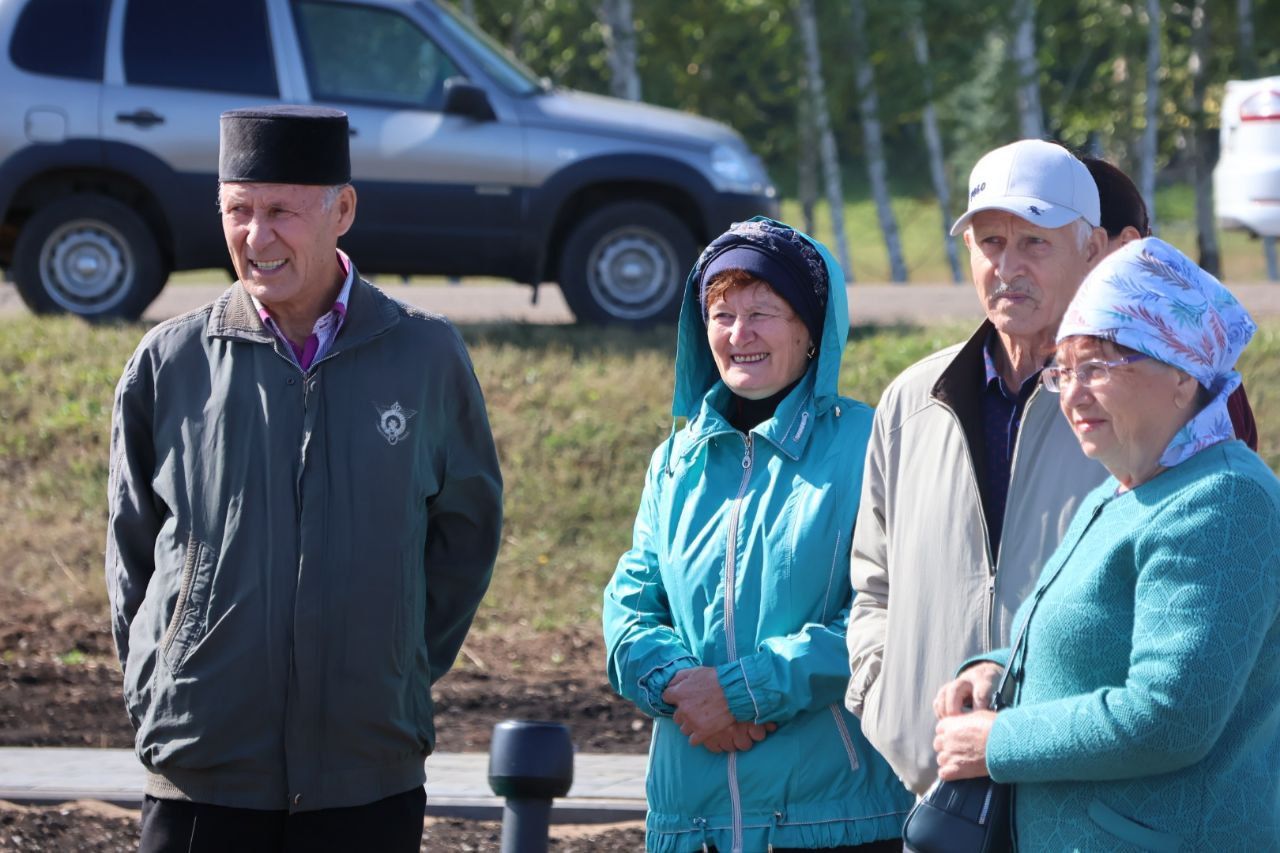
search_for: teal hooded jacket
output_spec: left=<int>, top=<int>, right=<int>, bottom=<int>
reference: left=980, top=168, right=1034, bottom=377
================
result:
left=604, top=219, right=912, bottom=853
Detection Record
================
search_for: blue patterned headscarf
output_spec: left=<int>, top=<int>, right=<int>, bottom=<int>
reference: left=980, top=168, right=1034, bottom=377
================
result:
left=1057, top=237, right=1256, bottom=468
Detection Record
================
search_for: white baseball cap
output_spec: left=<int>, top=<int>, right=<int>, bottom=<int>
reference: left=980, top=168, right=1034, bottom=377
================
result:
left=949, top=139, right=1100, bottom=236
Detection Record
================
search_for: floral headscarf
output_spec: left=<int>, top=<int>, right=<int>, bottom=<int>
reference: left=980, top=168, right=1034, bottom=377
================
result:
left=1057, top=237, right=1256, bottom=468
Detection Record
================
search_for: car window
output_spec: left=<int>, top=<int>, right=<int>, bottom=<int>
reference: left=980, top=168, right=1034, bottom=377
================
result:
left=430, top=0, right=542, bottom=97
left=10, top=0, right=109, bottom=81
left=293, top=1, right=458, bottom=110
left=123, top=0, right=278, bottom=96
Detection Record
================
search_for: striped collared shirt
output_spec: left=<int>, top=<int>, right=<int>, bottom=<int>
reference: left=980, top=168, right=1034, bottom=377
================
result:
left=251, top=249, right=354, bottom=371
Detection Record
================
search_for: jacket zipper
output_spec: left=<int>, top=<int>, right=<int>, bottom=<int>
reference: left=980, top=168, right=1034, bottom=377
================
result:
left=297, top=370, right=312, bottom=509
left=936, top=404, right=996, bottom=650
left=724, top=433, right=753, bottom=665
left=990, top=385, right=1039, bottom=648
left=723, top=432, right=753, bottom=853
left=160, top=536, right=202, bottom=658
left=828, top=705, right=861, bottom=772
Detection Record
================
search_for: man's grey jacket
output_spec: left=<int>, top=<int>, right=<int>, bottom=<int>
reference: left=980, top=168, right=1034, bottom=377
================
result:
left=106, top=274, right=503, bottom=812
left=844, top=323, right=1107, bottom=794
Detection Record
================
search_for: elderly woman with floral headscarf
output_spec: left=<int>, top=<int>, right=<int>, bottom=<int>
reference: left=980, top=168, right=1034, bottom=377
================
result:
left=604, top=218, right=912, bottom=853
left=931, top=237, right=1280, bottom=850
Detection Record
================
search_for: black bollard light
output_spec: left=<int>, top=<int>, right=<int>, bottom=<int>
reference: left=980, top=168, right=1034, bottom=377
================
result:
left=487, top=720, right=575, bottom=853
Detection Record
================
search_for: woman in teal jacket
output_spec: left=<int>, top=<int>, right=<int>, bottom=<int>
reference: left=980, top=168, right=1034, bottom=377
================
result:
left=933, top=238, right=1280, bottom=851
left=604, top=218, right=912, bottom=853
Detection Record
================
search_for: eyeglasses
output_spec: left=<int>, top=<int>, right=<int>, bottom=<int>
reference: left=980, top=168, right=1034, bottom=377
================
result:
left=1041, top=353, right=1149, bottom=393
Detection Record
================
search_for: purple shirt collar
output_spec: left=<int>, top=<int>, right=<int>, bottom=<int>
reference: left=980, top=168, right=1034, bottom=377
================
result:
left=252, top=249, right=354, bottom=370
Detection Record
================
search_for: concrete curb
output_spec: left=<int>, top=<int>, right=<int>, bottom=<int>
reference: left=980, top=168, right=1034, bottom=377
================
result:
left=0, top=748, right=648, bottom=823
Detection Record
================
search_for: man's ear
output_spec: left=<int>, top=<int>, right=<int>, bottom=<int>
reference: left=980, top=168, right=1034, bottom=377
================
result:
left=1084, top=226, right=1109, bottom=267
left=1118, top=225, right=1143, bottom=246
left=335, top=185, right=358, bottom=237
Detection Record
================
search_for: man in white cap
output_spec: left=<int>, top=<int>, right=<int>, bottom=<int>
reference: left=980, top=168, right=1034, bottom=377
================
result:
left=106, top=106, right=503, bottom=850
left=843, top=139, right=1111, bottom=794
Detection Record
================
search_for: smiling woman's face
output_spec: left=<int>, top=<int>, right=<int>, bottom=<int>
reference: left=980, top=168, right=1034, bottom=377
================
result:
left=705, top=279, right=812, bottom=400
left=1054, top=335, right=1198, bottom=488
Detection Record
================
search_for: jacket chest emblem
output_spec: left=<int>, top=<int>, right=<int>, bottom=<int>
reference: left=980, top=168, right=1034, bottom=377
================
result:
left=374, top=401, right=416, bottom=446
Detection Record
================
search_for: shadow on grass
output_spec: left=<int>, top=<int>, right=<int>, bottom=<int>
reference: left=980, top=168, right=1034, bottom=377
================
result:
left=847, top=321, right=931, bottom=342
left=9, top=314, right=946, bottom=362
left=456, top=321, right=678, bottom=358
left=455, top=320, right=937, bottom=357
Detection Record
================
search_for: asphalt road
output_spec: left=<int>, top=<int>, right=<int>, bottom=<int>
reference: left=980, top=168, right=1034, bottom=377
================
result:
left=4, top=278, right=1280, bottom=325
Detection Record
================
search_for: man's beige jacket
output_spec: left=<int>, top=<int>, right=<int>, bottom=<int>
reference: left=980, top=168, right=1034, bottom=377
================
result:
left=844, top=323, right=1107, bottom=794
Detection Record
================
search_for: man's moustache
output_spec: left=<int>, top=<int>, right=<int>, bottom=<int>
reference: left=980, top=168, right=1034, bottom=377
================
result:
left=991, top=280, right=1034, bottom=300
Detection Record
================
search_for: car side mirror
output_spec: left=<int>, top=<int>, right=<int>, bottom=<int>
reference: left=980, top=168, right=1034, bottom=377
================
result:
left=443, top=77, right=496, bottom=121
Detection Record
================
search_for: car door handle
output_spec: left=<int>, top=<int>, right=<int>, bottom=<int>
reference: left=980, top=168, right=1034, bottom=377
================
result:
left=115, top=110, right=165, bottom=128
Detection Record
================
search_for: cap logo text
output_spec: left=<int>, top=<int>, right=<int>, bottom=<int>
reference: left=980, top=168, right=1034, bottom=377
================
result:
left=969, top=182, right=987, bottom=200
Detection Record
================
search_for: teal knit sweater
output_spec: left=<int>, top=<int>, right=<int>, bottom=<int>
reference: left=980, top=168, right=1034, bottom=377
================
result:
left=986, top=441, right=1280, bottom=852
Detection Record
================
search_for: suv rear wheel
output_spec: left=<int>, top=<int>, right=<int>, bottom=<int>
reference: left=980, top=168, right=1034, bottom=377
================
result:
left=12, top=194, right=166, bottom=319
left=558, top=201, right=696, bottom=325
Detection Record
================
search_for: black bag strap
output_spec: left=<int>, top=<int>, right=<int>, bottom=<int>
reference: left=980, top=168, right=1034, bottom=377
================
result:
left=994, top=499, right=1110, bottom=710
left=993, top=589, right=1037, bottom=711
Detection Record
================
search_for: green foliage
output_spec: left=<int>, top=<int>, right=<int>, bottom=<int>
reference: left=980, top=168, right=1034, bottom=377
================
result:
left=451, top=0, right=1280, bottom=207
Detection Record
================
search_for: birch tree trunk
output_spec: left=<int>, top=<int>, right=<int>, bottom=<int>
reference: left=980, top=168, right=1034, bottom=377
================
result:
left=1234, top=0, right=1274, bottom=278
left=509, top=0, right=526, bottom=58
left=909, top=8, right=962, bottom=283
left=598, top=0, right=641, bottom=101
left=1140, top=0, right=1159, bottom=232
left=1188, top=0, right=1220, bottom=275
left=850, top=0, right=907, bottom=282
left=1237, top=0, right=1256, bottom=79
left=795, top=0, right=852, bottom=279
left=797, top=75, right=819, bottom=237
left=1012, top=0, right=1045, bottom=138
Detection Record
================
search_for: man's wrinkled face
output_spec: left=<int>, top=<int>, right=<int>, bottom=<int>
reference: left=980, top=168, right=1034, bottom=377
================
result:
left=220, top=182, right=354, bottom=310
left=964, top=210, right=1103, bottom=342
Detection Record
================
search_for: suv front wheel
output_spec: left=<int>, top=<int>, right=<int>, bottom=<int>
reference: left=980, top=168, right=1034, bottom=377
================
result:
left=12, top=194, right=166, bottom=320
left=558, top=201, right=696, bottom=325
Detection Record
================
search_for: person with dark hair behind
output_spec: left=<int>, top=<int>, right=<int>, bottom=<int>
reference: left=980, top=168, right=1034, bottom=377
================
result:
left=1083, top=156, right=1258, bottom=451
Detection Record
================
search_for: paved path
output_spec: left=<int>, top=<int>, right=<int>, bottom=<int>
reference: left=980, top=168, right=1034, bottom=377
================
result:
left=5, top=279, right=1279, bottom=326
left=0, top=748, right=647, bottom=822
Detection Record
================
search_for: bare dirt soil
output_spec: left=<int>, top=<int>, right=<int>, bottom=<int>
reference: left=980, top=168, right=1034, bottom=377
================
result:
left=0, top=801, right=646, bottom=851
left=0, top=594, right=651, bottom=753
left=0, top=594, right=651, bottom=850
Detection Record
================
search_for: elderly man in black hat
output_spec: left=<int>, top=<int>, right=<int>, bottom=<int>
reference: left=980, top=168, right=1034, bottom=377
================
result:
left=105, top=106, right=503, bottom=851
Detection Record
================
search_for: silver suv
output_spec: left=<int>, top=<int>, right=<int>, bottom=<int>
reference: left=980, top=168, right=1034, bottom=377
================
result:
left=0, top=0, right=776, bottom=323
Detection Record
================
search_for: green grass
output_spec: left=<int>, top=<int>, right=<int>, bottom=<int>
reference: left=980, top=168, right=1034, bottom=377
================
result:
left=2, top=316, right=1277, bottom=632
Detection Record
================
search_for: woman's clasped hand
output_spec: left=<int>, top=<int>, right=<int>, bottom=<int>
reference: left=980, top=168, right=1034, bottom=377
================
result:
left=662, top=667, right=776, bottom=752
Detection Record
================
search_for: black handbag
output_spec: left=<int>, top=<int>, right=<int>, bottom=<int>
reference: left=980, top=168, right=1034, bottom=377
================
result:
left=902, top=774, right=1011, bottom=853
left=902, top=641, right=1025, bottom=852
